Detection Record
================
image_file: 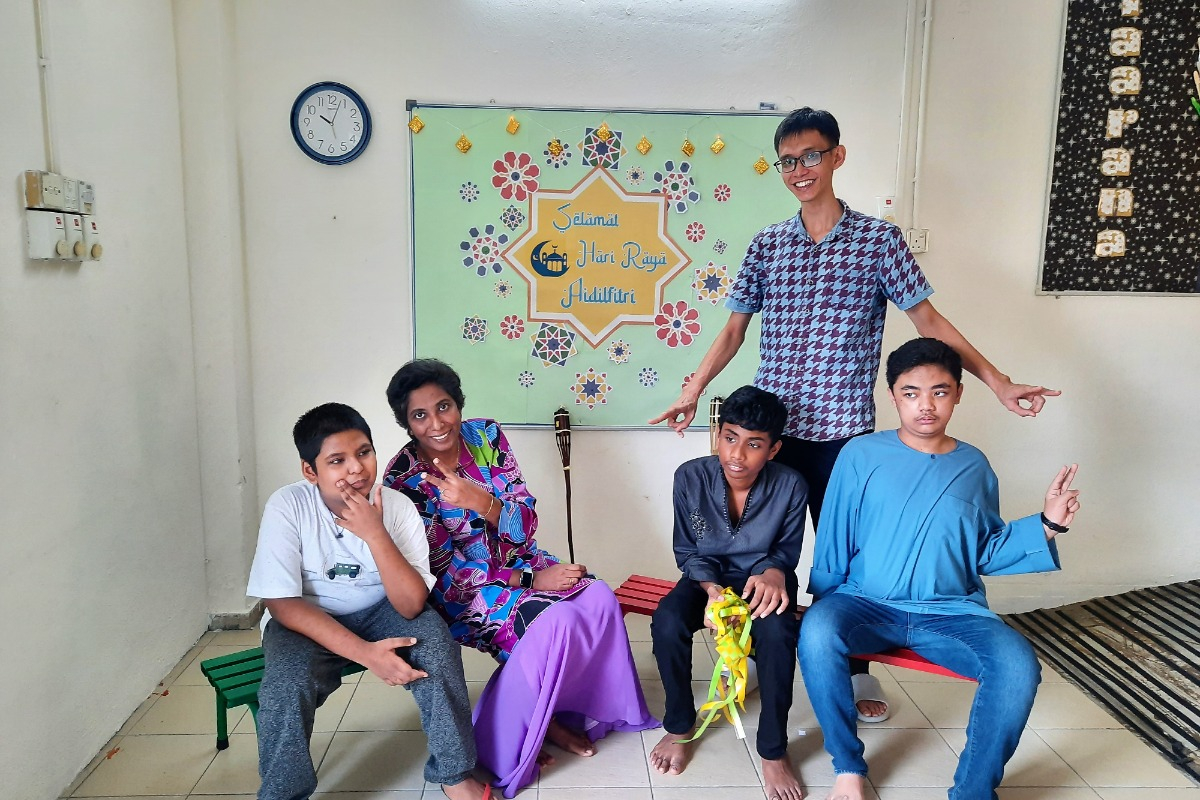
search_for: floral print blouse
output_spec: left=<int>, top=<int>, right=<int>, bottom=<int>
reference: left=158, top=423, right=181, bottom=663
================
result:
left=383, top=418, right=591, bottom=661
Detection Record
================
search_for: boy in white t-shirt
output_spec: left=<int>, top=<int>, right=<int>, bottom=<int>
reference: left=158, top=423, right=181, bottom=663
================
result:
left=247, top=403, right=491, bottom=800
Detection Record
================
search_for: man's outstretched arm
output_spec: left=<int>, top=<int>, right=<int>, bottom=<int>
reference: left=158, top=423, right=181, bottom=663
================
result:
left=905, top=299, right=1060, bottom=417
left=649, top=311, right=753, bottom=434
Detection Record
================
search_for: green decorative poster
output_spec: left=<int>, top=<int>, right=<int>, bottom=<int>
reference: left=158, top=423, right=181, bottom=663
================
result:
left=409, top=104, right=794, bottom=427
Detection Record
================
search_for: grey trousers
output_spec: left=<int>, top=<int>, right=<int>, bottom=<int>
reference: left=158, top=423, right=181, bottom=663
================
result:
left=256, top=598, right=476, bottom=800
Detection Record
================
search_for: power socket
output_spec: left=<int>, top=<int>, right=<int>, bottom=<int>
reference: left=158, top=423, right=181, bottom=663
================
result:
left=905, top=228, right=930, bottom=254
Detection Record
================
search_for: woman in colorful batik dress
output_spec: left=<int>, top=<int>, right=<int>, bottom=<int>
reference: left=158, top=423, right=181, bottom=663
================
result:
left=382, top=358, right=657, bottom=798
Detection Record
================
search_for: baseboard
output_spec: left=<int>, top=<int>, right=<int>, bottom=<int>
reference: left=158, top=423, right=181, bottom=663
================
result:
left=209, top=600, right=263, bottom=631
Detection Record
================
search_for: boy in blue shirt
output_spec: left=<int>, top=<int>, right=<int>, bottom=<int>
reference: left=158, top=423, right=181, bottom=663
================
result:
left=798, top=338, right=1080, bottom=800
left=247, top=403, right=491, bottom=800
left=649, top=386, right=808, bottom=800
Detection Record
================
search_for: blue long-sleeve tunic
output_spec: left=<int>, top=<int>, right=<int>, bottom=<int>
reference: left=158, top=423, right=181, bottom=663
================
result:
left=809, top=431, right=1060, bottom=619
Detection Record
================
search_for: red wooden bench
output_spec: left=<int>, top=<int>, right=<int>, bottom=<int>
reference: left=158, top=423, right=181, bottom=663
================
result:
left=615, top=573, right=972, bottom=681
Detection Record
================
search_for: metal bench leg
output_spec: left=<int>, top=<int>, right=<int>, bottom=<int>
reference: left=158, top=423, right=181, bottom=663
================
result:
left=215, top=693, right=230, bottom=751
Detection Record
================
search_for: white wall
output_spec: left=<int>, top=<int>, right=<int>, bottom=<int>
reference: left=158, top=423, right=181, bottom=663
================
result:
left=0, top=3, right=209, bottom=798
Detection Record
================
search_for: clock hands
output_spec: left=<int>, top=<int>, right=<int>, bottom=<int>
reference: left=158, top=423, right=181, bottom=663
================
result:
left=318, top=99, right=342, bottom=134
left=327, top=99, right=343, bottom=137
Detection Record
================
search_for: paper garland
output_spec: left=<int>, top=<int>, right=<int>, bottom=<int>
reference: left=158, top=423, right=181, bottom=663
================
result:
left=678, top=588, right=754, bottom=742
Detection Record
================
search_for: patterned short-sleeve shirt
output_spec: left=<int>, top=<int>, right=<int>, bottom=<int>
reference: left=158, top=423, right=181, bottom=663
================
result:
left=726, top=201, right=933, bottom=440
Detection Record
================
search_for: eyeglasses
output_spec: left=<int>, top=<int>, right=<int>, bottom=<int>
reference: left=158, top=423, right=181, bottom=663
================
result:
left=774, top=147, right=835, bottom=173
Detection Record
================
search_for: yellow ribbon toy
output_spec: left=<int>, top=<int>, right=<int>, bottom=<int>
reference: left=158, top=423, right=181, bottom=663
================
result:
left=678, top=587, right=754, bottom=742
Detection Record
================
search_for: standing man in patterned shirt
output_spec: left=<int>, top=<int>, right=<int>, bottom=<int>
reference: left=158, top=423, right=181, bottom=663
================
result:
left=650, top=107, right=1059, bottom=724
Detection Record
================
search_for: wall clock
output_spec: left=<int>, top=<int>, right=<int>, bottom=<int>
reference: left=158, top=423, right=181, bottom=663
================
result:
left=290, top=82, right=372, bottom=165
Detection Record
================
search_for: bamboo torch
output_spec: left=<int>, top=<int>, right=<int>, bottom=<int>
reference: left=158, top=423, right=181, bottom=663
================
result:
left=553, top=407, right=576, bottom=563
left=708, top=395, right=725, bottom=455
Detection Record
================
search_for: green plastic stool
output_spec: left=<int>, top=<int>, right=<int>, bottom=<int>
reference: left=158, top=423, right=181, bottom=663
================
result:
left=199, top=646, right=365, bottom=750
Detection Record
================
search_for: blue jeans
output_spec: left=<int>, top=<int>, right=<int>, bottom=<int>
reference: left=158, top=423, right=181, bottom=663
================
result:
left=798, top=593, right=1041, bottom=800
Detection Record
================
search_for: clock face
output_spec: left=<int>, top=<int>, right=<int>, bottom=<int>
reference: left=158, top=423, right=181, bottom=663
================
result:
left=290, top=82, right=372, bottom=165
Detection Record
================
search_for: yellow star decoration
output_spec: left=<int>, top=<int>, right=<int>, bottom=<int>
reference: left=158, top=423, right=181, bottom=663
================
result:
left=596, top=122, right=612, bottom=141
left=681, top=138, right=696, bottom=157
left=710, top=136, right=725, bottom=155
left=407, top=115, right=425, bottom=134
left=456, top=134, right=472, bottom=154
left=753, top=156, right=771, bottom=175
left=636, top=136, right=652, bottom=155
left=547, top=138, right=565, bottom=157
left=506, top=115, right=520, bottom=135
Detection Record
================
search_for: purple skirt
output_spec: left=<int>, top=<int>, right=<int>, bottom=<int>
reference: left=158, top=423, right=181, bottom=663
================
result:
left=472, top=580, right=660, bottom=797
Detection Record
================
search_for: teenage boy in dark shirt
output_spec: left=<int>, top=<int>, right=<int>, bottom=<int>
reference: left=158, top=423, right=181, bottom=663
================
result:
left=649, top=385, right=807, bottom=800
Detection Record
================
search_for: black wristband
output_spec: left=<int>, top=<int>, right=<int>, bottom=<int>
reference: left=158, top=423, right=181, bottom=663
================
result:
left=1041, top=512, right=1069, bottom=533
left=520, top=569, right=535, bottom=590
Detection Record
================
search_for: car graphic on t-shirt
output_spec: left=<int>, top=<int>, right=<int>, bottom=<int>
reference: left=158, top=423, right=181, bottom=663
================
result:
left=326, top=563, right=361, bottom=580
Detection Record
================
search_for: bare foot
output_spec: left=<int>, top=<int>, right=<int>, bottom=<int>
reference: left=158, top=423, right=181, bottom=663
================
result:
left=648, top=730, right=694, bottom=775
left=762, top=756, right=804, bottom=800
left=536, top=748, right=556, bottom=767
left=545, top=718, right=595, bottom=757
left=441, top=775, right=492, bottom=800
left=856, top=699, right=887, bottom=718
left=825, top=772, right=866, bottom=800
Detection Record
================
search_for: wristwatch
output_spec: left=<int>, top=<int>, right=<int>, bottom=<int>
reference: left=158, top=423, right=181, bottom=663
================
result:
left=520, top=569, right=535, bottom=590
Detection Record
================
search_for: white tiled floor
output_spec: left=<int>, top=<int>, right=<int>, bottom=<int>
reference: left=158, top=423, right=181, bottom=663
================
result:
left=62, top=615, right=1199, bottom=799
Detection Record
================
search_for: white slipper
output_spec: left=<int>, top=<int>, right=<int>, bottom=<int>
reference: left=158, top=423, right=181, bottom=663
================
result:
left=719, top=657, right=759, bottom=695
left=851, top=673, right=892, bottom=723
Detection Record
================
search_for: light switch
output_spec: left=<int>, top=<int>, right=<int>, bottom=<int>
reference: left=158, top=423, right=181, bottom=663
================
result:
left=65, top=215, right=85, bottom=258
left=82, top=216, right=103, bottom=260
left=63, top=179, right=79, bottom=213
left=876, top=196, right=897, bottom=224
left=78, top=181, right=95, bottom=215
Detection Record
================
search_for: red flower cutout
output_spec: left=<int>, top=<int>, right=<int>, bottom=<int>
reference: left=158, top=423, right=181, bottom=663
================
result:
left=491, top=151, right=540, bottom=201
left=500, top=314, right=525, bottom=340
left=654, top=300, right=702, bottom=348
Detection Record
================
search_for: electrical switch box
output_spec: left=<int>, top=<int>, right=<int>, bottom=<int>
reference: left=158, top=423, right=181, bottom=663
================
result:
left=78, top=181, right=95, bottom=215
left=24, top=170, right=65, bottom=210
left=62, top=178, right=79, bottom=212
left=82, top=216, right=102, bottom=260
left=876, top=196, right=897, bottom=224
left=26, top=209, right=69, bottom=259
left=905, top=228, right=930, bottom=254
left=65, top=214, right=85, bottom=257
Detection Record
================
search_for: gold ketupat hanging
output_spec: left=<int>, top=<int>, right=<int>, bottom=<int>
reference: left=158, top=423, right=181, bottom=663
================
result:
left=681, top=138, right=696, bottom=157
left=506, top=115, right=520, bottom=135
left=407, top=115, right=425, bottom=134
left=455, top=133, right=472, bottom=153
left=596, top=122, right=612, bottom=141
left=636, top=136, right=652, bottom=155
left=753, top=156, right=770, bottom=175
left=710, top=136, right=725, bottom=155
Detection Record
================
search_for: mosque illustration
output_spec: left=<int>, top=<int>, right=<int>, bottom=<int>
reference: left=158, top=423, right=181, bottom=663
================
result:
left=530, top=241, right=570, bottom=277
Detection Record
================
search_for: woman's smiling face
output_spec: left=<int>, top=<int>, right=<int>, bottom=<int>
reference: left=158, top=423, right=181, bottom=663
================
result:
left=406, top=381, right=462, bottom=462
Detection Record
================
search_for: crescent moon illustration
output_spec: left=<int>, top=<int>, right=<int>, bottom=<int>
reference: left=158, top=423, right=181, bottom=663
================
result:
left=530, top=240, right=570, bottom=278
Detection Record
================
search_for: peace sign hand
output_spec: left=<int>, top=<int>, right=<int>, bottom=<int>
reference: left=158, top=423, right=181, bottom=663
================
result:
left=1043, top=463, right=1081, bottom=537
left=422, top=459, right=492, bottom=516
